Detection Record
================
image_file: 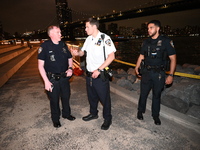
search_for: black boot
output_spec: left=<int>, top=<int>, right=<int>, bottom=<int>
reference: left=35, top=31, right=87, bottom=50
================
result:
left=101, top=120, right=112, bottom=130
left=82, top=114, right=98, bottom=121
left=153, top=117, right=161, bottom=125
left=137, top=111, right=143, bottom=120
left=53, top=121, right=61, bottom=128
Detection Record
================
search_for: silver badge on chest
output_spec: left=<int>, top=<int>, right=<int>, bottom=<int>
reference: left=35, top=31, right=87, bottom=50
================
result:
left=50, top=55, right=55, bottom=61
left=49, top=51, right=56, bottom=61
left=157, top=40, right=162, bottom=46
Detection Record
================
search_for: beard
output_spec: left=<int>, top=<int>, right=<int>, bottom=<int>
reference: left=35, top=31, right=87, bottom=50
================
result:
left=149, top=30, right=157, bottom=37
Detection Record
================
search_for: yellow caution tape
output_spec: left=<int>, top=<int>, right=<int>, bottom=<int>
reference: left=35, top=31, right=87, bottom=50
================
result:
left=113, top=59, right=200, bottom=79
left=114, top=59, right=136, bottom=67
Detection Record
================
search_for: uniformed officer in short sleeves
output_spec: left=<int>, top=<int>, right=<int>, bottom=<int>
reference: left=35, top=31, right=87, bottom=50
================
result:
left=38, top=25, right=76, bottom=128
left=72, top=18, right=116, bottom=130
left=135, top=20, right=176, bottom=125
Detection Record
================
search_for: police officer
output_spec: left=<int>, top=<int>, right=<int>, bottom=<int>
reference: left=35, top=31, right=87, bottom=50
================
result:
left=38, top=25, right=75, bottom=128
left=135, top=20, right=176, bottom=125
left=72, top=18, right=116, bottom=130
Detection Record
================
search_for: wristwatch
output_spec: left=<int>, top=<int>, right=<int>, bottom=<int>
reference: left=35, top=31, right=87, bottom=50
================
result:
left=169, top=74, right=174, bottom=77
left=97, top=68, right=103, bottom=72
left=68, top=67, right=73, bottom=70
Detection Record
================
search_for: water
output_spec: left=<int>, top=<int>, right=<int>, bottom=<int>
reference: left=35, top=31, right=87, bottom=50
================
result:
left=68, top=36, right=200, bottom=71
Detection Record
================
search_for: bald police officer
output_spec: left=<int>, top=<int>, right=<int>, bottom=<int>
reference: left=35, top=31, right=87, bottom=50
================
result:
left=38, top=25, right=75, bottom=128
left=135, top=20, right=176, bottom=125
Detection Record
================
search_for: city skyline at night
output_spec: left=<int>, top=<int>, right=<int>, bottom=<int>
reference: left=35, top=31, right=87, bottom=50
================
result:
left=0, top=0, right=200, bottom=35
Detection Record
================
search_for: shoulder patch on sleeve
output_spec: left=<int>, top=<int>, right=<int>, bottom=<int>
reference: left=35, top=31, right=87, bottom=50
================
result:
left=38, top=47, right=43, bottom=54
left=170, top=40, right=174, bottom=48
left=105, top=39, right=111, bottom=46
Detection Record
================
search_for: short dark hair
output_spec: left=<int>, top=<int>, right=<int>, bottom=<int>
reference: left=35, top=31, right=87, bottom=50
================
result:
left=148, top=20, right=161, bottom=28
left=47, top=25, right=60, bottom=36
left=86, top=18, right=99, bottom=28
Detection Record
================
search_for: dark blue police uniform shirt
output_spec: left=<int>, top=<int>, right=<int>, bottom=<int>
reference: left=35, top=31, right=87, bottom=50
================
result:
left=38, top=40, right=72, bottom=73
left=140, top=35, right=176, bottom=66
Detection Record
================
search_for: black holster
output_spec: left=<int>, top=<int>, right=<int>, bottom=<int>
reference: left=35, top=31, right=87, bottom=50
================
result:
left=138, top=59, right=145, bottom=75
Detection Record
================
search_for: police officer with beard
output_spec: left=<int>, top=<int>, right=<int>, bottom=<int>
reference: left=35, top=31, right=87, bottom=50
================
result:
left=38, top=25, right=75, bottom=128
left=135, top=20, right=176, bottom=125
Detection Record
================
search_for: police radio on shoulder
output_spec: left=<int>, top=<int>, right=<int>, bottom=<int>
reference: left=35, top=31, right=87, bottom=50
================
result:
left=169, top=74, right=174, bottom=77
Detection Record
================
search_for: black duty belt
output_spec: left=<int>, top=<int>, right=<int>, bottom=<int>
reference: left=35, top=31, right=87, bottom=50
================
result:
left=47, top=72, right=66, bottom=81
left=145, top=65, right=165, bottom=71
left=86, top=70, right=100, bottom=78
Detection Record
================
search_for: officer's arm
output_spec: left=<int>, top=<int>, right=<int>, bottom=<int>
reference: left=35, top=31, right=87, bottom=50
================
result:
left=38, top=59, right=52, bottom=91
left=66, top=58, right=73, bottom=77
left=68, top=58, right=73, bottom=68
left=169, top=54, right=176, bottom=75
left=72, top=49, right=84, bottom=57
left=98, top=52, right=115, bottom=70
left=165, top=54, right=176, bottom=85
left=92, top=52, right=115, bottom=78
left=135, top=54, right=144, bottom=75
left=78, top=50, right=85, bottom=57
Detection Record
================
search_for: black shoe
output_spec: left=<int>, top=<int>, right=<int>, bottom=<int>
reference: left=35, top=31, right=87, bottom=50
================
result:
left=101, top=120, right=112, bottom=130
left=137, top=111, right=143, bottom=120
left=63, top=115, right=76, bottom=121
left=153, top=117, right=161, bottom=125
left=53, top=121, right=61, bottom=128
left=82, top=114, right=98, bottom=121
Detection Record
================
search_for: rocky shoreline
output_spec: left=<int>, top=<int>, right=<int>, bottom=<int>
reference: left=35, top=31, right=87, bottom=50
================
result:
left=111, top=63, right=200, bottom=120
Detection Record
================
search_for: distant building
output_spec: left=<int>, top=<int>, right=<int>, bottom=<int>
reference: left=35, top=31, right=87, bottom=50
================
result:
left=99, top=23, right=106, bottom=33
left=163, top=25, right=171, bottom=35
left=141, top=22, right=148, bottom=36
left=107, top=23, right=118, bottom=35
left=0, top=21, right=4, bottom=40
left=55, top=0, right=72, bottom=25
left=55, top=0, right=72, bottom=39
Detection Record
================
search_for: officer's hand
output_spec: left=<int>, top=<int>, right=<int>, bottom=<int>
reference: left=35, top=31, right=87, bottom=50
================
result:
left=135, top=68, right=141, bottom=77
left=66, top=69, right=73, bottom=77
left=92, top=70, right=100, bottom=78
left=71, top=49, right=79, bottom=56
left=45, top=81, right=53, bottom=92
left=165, top=76, right=173, bottom=85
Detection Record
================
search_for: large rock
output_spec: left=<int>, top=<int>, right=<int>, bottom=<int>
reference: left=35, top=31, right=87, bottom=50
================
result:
left=127, top=74, right=137, bottom=83
left=161, top=95, right=189, bottom=113
left=117, top=68, right=127, bottom=75
left=127, top=68, right=136, bottom=76
left=113, top=69, right=128, bottom=79
left=164, top=79, right=200, bottom=105
left=186, top=105, right=200, bottom=119
left=112, top=66, right=200, bottom=119
left=181, top=63, right=200, bottom=74
left=132, top=81, right=140, bottom=91
left=182, top=63, right=199, bottom=69
left=116, top=78, right=134, bottom=91
left=194, top=66, right=200, bottom=74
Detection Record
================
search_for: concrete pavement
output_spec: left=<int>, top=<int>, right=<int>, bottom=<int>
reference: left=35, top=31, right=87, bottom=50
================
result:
left=0, top=52, right=200, bottom=150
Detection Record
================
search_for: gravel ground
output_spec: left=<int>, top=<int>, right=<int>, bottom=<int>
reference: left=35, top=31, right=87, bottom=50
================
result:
left=0, top=75, right=200, bottom=150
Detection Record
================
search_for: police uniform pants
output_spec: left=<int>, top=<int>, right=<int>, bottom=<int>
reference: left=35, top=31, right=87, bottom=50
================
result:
left=47, top=77, right=71, bottom=122
left=138, top=70, right=165, bottom=117
left=86, top=76, right=112, bottom=121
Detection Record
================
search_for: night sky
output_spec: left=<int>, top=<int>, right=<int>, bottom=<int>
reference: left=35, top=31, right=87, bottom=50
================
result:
left=0, top=0, right=200, bottom=34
